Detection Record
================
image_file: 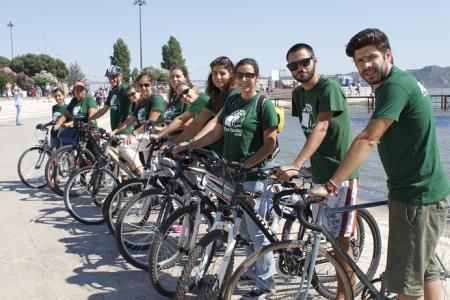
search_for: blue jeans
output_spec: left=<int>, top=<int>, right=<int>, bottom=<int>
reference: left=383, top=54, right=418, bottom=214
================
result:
left=239, top=180, right=276, bottom=291
left=16, top=104, right=22, bottom=125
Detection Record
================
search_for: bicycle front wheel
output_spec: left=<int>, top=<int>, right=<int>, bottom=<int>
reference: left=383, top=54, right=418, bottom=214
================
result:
left=102, top=178, right=148, bottom=235
left=175, top=229, right=234, bottom=300
left=115, top=188, right=183, bottom=270
left=64, top=166, right=119, bottom=224
left=148, top=202, right=214, bottom=297
left=17, top=146, right=51, bottom=189
left=222, top=240, right=354, bottom=300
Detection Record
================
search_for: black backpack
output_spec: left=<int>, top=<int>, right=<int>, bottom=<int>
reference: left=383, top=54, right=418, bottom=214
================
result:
left=226, top=93, right=280, bottom=161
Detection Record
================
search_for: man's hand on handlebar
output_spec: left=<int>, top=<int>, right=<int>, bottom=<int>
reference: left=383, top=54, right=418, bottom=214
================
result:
left=172, top=141, right=189, bottom=155
left=276, top=165, right=300, bottom=181
left=309, top=185, right=330, bottom=199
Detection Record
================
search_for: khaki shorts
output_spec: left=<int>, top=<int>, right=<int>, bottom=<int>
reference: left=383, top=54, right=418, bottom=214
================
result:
left=386, top=197, right=449, bottom=296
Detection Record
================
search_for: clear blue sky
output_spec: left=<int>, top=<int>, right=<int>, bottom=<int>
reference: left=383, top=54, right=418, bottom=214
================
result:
left=1, top=0, right=449, bottom=82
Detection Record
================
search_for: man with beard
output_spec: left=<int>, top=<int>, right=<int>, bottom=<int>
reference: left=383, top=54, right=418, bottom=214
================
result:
left=310, top=28, right=449, bottom=300
left=277, top=43, right=359, bottom=299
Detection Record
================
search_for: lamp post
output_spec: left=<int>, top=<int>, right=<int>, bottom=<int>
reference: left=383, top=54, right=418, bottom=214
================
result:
left=7, top=21, right=14, bottom=59
left=134, top=0, right=146, bottom=71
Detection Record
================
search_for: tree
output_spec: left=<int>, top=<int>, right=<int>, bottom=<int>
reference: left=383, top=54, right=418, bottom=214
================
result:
left=9, top=54, right=68, bottom=80
left=161, top=36, right=186, bottom=70
left=110, top=38, right=131, bottom=81
left=0, top=56, right=10, bottom=68
left=16, top=72, right=34, bottom=91
left=0, top=72, right=15, bottom=92
left=32, top=70, right=58, bottom=89
left=66, top=62, right=85, bottom=87
left=142, top=66, right=169, bottom=82
left=131, top=67, right=139, bottom=82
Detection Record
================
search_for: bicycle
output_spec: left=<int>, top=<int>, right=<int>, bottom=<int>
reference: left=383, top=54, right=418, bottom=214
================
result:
left=174, top=160, right=290, bottom=299
left=148, top=148, right=232, bottom=297
left=45, top=119, right=96, bottom=196
left=63, top=128, right=137, bottom=224
left=223, top=194, right=449, bottom=299
left=273, top=170, right=381, bottom=299
left=17, top=121, right=54, bottom=188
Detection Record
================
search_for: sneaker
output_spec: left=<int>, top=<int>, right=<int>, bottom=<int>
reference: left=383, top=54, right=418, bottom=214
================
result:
left=242, top=287, right=274, bottom=299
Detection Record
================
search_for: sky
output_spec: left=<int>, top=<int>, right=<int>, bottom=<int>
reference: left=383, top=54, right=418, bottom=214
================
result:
left=1, top=0, right=450, bottom=83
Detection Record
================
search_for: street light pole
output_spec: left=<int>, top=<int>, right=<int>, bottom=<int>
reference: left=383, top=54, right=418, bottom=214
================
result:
left=7, top=21, right=14, bottom=59
left=134, top=0, right=146, bottom=71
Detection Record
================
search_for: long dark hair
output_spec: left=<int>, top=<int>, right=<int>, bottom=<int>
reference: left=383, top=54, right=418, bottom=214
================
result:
left=205, top=56, right=235, bottom=113
left=168, top=65, right=191, bottom=104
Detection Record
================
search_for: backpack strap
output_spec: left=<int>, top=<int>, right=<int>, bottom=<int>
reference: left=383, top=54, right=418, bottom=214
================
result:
left=255, top=93, right=268, bottom=122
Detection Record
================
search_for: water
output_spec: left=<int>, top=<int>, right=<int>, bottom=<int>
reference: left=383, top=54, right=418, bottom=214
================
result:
left=273, top=105, right=450, bottom=202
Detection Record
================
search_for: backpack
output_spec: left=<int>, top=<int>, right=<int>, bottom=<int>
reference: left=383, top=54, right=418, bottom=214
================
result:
left=226, top=93, right=283, bottom=161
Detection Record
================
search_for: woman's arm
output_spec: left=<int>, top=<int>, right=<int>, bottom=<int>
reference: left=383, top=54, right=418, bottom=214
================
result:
left=156, top=111, right=194, bottom=138
left=172, top=108, right=213, bottom=144
left=242, top=127, right=277, bottom=168
left=111, top=115, right=137, bottom=135
left=187, top=122, right=224, bottom=150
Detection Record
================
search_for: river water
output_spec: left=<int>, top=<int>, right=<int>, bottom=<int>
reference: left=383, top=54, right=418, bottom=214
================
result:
left=273, top=105, right=450, bottom=202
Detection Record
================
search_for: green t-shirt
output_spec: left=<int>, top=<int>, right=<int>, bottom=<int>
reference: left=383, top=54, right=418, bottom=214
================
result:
left=292, top=76, right=359, bottom=184
left=52, top=104, right=68, bottom=137
left=164, top=96, right=184, bottom=123
left=105, top=83, right=132, bottom=132
left=219, top=93, right=278, bottom=167
left=372, top=66, right=450, bottom=204
left=185, top=92, right=209, bottom=117
left=133, top=95, right=166, bottom=126
left=65, top=95, right=97, bottom=128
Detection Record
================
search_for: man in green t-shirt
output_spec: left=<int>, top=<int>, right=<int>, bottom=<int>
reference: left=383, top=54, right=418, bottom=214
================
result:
left=90, top=65, right=132, bottom=134
left=311, top=28, right=449, bottom=299
left=277, top=43, right=360, bottom=298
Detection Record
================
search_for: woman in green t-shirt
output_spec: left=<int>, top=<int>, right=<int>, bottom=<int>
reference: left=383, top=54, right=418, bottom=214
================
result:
left=186, top=58, right=278, bottom=297
left=50, top=87, right=71, bottom=150
left=172, top=56, right=237, bottom=155
left=163, top=65, right=192, bottom=124
left=114, top=72, right=166, bottom=175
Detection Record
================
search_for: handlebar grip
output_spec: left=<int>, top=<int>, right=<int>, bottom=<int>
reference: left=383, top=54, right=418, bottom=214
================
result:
left=296, top=196, right=325, bottom=233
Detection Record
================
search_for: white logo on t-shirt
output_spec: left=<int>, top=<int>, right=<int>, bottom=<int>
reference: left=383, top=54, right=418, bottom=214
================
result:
left=301, top=103, right=315, bottom=135
left=73, top=106, right=82, bottom=116
left=110, top=95, right=118, bottom=110
left=52, top=112, right=62, bottom=122
left=224, top=109, right=246, bottom=137
left=138, top=107, right=146, bottom=122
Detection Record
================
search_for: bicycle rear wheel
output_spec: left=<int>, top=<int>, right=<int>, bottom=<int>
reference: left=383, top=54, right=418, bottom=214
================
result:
left=45, top=145, right=94, bottom=196
left=17, top=146, right=51, bottom=188
left=64, top=166, right=119, bottom=224
left=115, top=188, right=183, bottom=270
left=222, top=240, right=354, bottom=299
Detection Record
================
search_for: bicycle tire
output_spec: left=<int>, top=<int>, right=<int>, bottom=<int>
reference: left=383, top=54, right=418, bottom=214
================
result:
left=64, top=166, right=119, bottom=225
left=115, top=188, right=183, bottom=270
left=17, top=146, right=52, bottom=189
left=222, top=240, right=354, bottom=299
left=102, top=178, right=148, bottom=235
left=281, top=205, right=381, bottom=298
left=175, top=228, right=234, bottom=300
left=148, top=202, right=214, bottom=297
left=45, top=145, right=94, bottom=196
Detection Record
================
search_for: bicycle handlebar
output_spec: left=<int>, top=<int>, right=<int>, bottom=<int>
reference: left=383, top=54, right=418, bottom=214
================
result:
left=295, top=196, right=326, bottom=233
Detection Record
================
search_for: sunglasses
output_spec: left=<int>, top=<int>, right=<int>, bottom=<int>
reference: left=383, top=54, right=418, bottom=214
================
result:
left=236, top=72, right=257, bottom=80
left=177, top=88, right=190, bottom=97
left=286, top=56, right=314, bottom=72
left=138, top=83, right=151, bottom=88
left=127, top=92, right=137, bottom=98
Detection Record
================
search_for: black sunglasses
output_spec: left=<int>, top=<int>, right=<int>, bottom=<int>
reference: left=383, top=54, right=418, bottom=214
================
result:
left=177, top=88, right=190, bottom=97
left=138, top=83, right=151, bottom=88
left=286, top=56, right=314, bottom=72
left=127, top=92, right=137, bottom=98
left=236, top=72, right=257, bottom=80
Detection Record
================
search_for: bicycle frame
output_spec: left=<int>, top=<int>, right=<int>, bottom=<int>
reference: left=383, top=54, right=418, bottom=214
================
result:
left=299, top=200, right=389, bottom=300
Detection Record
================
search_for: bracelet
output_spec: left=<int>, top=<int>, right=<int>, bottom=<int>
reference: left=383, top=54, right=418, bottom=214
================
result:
left=325, top=179, right=339, bottom=195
